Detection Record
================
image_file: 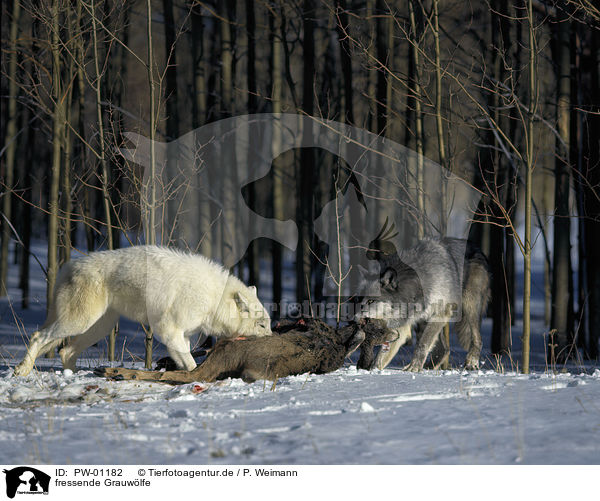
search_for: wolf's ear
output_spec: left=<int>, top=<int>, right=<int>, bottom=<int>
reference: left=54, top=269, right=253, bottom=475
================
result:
left=249, top=285, right=257, bottom=294
left=357, top=264, right=369, bottom=278
left=380, top=268, right=398, bottom=289
left=233, top=291, right=251, bottom=313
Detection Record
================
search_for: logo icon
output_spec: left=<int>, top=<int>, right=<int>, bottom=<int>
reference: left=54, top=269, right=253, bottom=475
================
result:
left=3, top=467, right=50, bottom=498
left=122, top=113, right=480, bottom=306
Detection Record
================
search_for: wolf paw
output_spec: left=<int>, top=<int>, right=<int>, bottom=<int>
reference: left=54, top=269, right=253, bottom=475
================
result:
left=464, top=362, right=480, bottom=371
left=402, top=361, right=423, bottom=372
left=13, top=363, right=32, bottom=377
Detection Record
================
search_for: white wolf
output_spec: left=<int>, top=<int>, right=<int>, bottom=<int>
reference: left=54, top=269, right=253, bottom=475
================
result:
left=14, top=245, right=272, bottom=376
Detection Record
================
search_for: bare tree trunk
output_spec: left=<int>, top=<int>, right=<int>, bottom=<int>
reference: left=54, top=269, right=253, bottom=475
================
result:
left=72, top=0, right=93, bottom=252
left=583, top=27, right=600, bottom=359
left=550, top=8, right=572, bottom=360
left=205, top=17, right=222, bottom=258
left=191, top=3, right=206, bottom=127
left=47, top=0, right=65, bottom=320
left=408, top=0, right=424, bottom=239
left=19, top=118, right=33, bottom=310
left=191, top=1, right=211, bottom=258
left=61, top=95, right=73, bottom=263
left=219, top=0, right=238, bottom=271
left=522, top=0, right=535, bottom=374
left=489, top=0, right=511, bottom=354
left=90, top=0, right=117, bottom=360
left=431, top=0, right=451, bottom=367
left=145, top=0, right=157, bottom=368
left=365, top=0, right=376, bottom=131
left=246, top=0, right=259, bottom=286
left=270, top=3, right=284, bottom=317
left=0, top=0, right=21, bottom=297
left=19, top=12, right=36, bottom=309
left=60, top=6, right=76, bottom=265
left=335, top=0, right=362, bottom=296
left=336, top=0, right=353, bottom=124
left=373, top=0, right=393, bottom=231
left=90, top=0, right=113, bottom=252
left=571, top=21, right=587, bottom=350
left=542, top=170, right=552, bottom=325
left=296, top=0, right=315, bottom=304
left=163, top=0, right=178, bottom=141
left=375, top=0, right=390, bottom=139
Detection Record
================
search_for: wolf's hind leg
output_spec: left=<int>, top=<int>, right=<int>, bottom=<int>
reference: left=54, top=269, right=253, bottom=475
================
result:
left=464, top=324, right=482, bottom=370
left=14, top=316, right=96, bottom=377
left=373, top=324, right=412, bottom=370
left=456, top=309, right=483, bottom=370
left=13, top=334, right=66, bottom=377
left=427, top=329, right=450, bottom=370
left=15, top=283, right=109, bottom=376
left=404, top=321, right=447, bottom=372
left=59, top=310, right=119, bottom=371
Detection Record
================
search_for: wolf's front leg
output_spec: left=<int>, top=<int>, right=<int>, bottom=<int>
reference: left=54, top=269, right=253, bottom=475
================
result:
left=427, top=330, right=450, bottom=370
left=159, top=330, right=197, bottom=371
left=373, top=324, right=412, bottom=370
left=404, top=321, right=446, bottom=372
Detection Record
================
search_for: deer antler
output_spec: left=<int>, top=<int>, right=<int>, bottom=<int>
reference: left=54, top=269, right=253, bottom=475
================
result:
left=373, top=217, right=399, bottom=243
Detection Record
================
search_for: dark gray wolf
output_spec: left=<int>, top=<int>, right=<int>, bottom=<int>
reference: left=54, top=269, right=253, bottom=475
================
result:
left=356, top=238, right=491, bottom=371
left=98, top=317, right=384, bottom=384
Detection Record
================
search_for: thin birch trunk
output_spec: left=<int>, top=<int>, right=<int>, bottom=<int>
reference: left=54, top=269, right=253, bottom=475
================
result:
left=583, top=28, right=600, bottom=359
left=296, top=0, right=315, bottom=304
left=522, top=0, right=535, bottom=374
left=489, top=0, right=511, bottom=354
left=73, top=1, right=95, bottom=253
left=60, top=6, right=75, bottom=264
left=19, top=12, right=36, bottom=309
left=336, top=0, right=353, bottom=124
left=246, top=0, right=259, bottom=286
left=432, top=0, right=450, bottom=367
left=408, top=0, right=424, bottom=239
left=366, top=0, right=376, bottom=131
left=90, top=0, right=117, bottom=360
left=550, top=8, right=572, bottom=359
left=145, top=0, right=157, bottom=368
left=219, top=0, right=238, bottom=271
left=163, top=0, right=178, bottom=141
left=270, top=4, right=284, bottom=316
left=90, top=0, right=113, bottom=252
left=46, top=0, right=64, bottom=352
left=191, top=2, right=211, bottom=258
left=0, top=0, right=21, bottom=296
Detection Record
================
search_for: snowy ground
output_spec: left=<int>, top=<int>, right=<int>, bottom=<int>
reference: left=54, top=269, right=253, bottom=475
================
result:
left=1, top=365, right=600, bottom=464
left=1, top=240, right=599, bottom=465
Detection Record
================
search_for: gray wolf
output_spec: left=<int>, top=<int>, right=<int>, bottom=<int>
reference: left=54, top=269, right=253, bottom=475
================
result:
left=98, top=317, right=377, bottom=384
left=356, top=238, right=491, bottom=371
left=14, top=245, right=271, bottom=376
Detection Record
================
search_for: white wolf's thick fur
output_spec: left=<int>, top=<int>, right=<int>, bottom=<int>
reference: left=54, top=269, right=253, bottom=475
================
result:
left=14, top=246, right=271, bottom=376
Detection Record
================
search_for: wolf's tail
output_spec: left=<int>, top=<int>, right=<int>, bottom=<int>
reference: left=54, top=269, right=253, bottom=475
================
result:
left=456, top=248, right=491, bottom=351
